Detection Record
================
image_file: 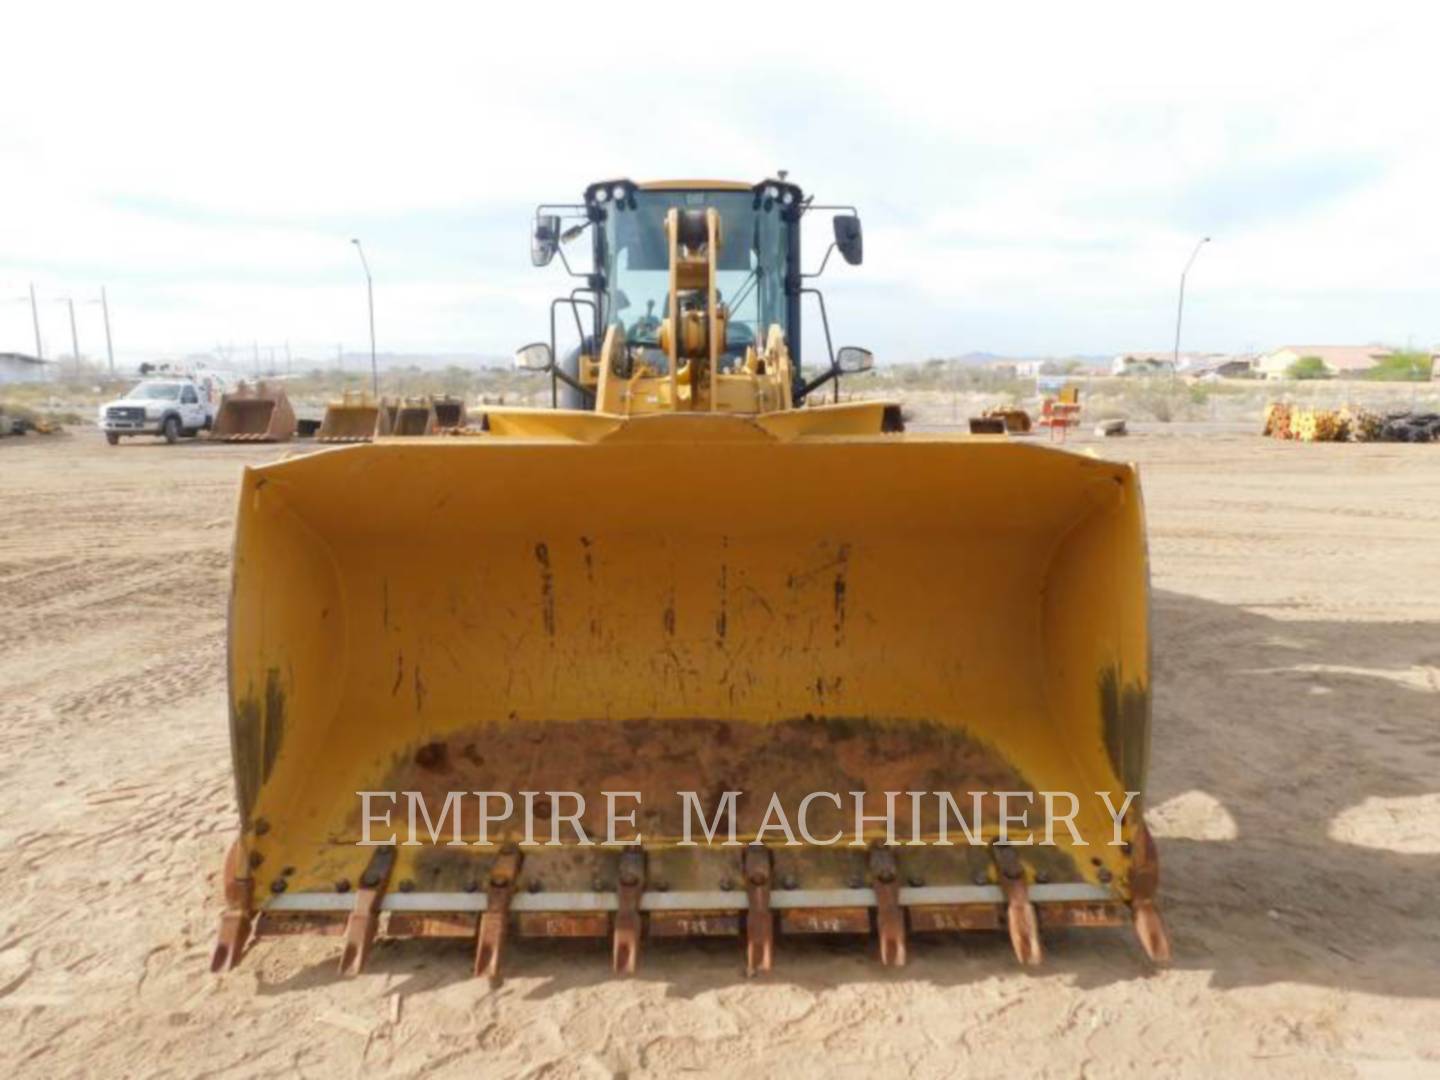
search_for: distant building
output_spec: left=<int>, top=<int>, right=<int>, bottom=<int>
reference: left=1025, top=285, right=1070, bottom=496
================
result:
left=1256, top=346, right=1392, bottom=379
left=1111, top=352, right=1177, bottom=377
left=0, top=352, right=53, bottom=385
left=1188, top=355, right=1257, bottom=380
left=1016, top=359, right=1072, bottom=377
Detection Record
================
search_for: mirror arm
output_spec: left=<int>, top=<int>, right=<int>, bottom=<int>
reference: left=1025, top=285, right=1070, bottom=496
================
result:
left=555, top=244, right=591, bottom=281
left=802, top=243, right=837, bottom=280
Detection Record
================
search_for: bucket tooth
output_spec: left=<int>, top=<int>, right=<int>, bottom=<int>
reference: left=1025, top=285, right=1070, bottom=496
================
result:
left=993, top=844, right=1042, bottom=967
left=209, top=839, right=254, bottom=973
left=868, top=847, right=907, bottom=967
left=339, top=846, right=396, bottom=976
left=1129, top=825, right=1172, bottom=963
left=612, top=850, right=646, bottom=975
left=474, top=849, right=522, bottom=983
left=743, top=846, right=774, bottom=976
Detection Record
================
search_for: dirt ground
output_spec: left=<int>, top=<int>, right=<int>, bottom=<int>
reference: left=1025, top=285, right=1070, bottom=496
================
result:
left=1, top=426, right=1437, bottom=1078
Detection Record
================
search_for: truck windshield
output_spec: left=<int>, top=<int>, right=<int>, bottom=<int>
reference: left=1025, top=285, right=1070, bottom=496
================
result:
left=129, top=383, right=183, bottom=400
left=602, top=190, right=790, bottom=355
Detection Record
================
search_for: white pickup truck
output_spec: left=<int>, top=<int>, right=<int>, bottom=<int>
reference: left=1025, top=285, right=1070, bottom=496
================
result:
left=98, top=378, right=216, bottom=445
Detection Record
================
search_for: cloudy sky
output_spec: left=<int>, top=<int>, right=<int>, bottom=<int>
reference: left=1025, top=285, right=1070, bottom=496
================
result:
left=2, top=2, right=1437, bottom=369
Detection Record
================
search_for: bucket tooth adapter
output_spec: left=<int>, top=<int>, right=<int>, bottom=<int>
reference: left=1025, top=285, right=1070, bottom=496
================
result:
left=210, top=381, right=297, bottom=442
left=212, top=177, right=1171, bottom=979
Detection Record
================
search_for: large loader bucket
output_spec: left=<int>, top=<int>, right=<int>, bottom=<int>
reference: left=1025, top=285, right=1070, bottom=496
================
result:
left=214, top=414, right=1167, bottom=977
left=211, top=381, right=297, bottom=443
left=431, top=395, right=467, bottom=430
left=391, top=397, right=437, bottom=436
left=317, top=392, right=386, bottom=443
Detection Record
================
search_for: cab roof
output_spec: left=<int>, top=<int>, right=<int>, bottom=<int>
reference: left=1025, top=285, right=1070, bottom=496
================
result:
left=637, top=180, right=753, bottom=191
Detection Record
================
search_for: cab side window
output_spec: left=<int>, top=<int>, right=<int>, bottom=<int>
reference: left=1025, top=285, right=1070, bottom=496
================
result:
left=182, top=386, right=198, bottom=404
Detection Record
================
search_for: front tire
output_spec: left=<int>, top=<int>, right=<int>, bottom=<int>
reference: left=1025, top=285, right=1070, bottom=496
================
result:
left=105, top=432, right=120, bottom=446
left=162, top=416, right=180, bottom=444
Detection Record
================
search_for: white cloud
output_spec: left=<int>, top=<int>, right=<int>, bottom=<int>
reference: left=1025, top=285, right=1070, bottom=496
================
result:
left=2, top=0, right=1438, bottom=363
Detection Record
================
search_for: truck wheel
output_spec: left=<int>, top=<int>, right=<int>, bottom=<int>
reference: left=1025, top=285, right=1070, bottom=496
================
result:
left=105, top=432, right=120, bottom=446
left=162, top=416, right=181, bottom=444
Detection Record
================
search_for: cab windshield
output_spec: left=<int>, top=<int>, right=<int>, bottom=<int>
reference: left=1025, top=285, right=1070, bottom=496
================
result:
left=602, top=190, right=790, bottom=357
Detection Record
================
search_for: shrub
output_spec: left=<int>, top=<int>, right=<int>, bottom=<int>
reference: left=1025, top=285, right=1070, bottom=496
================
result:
left=1287, top=356, right=1330, bottom=380
left=1362, top=352, right=1434, bottom=381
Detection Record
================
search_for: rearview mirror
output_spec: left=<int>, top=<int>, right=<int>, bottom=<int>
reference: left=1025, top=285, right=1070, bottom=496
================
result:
left=836, top=346, right=874, bottom=373
left=515, top=342, right=554, bottom=372
left=833, top=214, right=863, bottom=266
left=531, top=214, right=560, bottom=267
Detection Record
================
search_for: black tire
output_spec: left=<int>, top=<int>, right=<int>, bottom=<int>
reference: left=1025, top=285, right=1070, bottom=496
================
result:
left=162, top=415, right=181, bottom=444
left=105, top=432, right=120, bottom=446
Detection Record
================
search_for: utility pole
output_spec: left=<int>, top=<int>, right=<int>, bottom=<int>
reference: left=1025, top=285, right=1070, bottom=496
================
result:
left=1172, top=236, right=1211, bottom=379
left=99, top=288, right=115, bottom=373
left=28, top=283, right=43, bottom=359
left=54, top=297, right=80, bottom=370
left=351, top=239, right=377, bottom=394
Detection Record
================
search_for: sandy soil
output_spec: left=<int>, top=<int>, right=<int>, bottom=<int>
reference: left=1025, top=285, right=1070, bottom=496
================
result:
left=1, top=426, right=1437, bottom=1078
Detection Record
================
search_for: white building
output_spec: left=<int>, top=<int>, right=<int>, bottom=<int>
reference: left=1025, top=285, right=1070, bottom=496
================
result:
left=0, top=353, right=53, bottom=385
left=1255, top=346, right=1392, bottom=379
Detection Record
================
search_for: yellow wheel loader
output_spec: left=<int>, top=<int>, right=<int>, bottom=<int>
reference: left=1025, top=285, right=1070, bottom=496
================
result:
left=212, top=178, right=1170, bottom=979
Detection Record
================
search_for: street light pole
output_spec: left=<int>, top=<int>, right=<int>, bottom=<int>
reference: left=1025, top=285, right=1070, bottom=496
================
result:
left=1172, top=236, right=1211, bottom=375
left=351, top=239, right=377, bottom=394
left=99, top=287, right=115, bottom=374
left=66, top=298, right=79, bottom=362
left=28, top=283, right=43, bottom=360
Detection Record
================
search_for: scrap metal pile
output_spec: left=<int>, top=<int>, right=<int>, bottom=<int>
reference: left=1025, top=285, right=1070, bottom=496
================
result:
left=1263, top=403, right=1440, bottom=443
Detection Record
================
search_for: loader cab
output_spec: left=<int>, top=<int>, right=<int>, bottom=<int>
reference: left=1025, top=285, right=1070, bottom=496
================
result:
left=524, top=177, right=869, bottom=413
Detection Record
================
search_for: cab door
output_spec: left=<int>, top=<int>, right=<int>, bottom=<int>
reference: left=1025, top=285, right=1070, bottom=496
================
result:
left=180, top=384, right=204, bottom=429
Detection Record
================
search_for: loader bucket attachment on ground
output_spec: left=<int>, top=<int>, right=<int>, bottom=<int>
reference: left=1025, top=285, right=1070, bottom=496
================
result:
left=221, top=414, right=1165, bottom=975
left=211, top=382, right=297, bottom=443
left=431, top=395, right=467, bottom=430
left=317, top=392, right=386, bottom=443
left=391, top=398, right=437, bottom=436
